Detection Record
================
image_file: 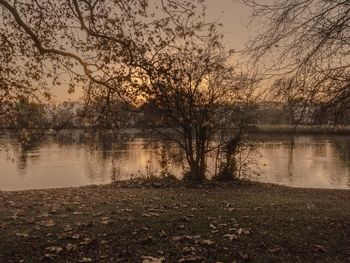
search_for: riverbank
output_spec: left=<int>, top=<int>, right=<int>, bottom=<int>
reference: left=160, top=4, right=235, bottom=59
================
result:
left=1, top=182, right=349, bottom=262
left=247, top=124, right=350, bottom=135
left=3, top=125, right=350, bottom=136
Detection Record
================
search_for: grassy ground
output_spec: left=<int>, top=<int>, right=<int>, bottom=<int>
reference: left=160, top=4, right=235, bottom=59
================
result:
left=0, top=182, right=349, bottom=263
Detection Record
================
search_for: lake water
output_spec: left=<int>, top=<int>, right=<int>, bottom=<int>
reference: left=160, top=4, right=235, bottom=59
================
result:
left=1, top=131, right=350, bottom=191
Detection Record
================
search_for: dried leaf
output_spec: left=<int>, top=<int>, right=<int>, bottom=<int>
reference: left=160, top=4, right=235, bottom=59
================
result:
left=45, top=246, right=63, bottom=254
left=24, top=216, right=35, bottom=224
left=39, top=219, right=55, bottom=227
left=65, top=243, right=77, bottom=252
left=179, top=255, right=203, bottom=262
left=141, top=256, right=165, bottom=263
left=78, top=258, right=93, bottom=262
left=224, top=234, right=238, bottom=241
left=313, top=244, right=326, bottom=253
left=15, top=232, right=29, bottom=237
left=201, top=239, right=215, bottom=246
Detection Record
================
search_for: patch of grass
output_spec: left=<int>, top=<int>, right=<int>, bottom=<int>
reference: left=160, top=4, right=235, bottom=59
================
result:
left=112, top=174, right=182, bottom=188
left=0, top=183, right=349, bottom=262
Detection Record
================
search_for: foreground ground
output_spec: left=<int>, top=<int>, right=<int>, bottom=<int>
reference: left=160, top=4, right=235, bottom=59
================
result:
left=0, top=182, right=349, bottom=263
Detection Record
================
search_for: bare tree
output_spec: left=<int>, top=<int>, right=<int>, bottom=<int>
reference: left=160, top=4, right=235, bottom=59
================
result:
left=133, top=33, right=256, bottom=183
left=244, top=0, right=350, bottom=124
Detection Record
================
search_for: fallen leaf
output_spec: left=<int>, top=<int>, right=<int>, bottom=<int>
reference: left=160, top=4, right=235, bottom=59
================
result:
left=15, top=232, right=29, bottom=237
left=268, top=246, right=282, bottom=253
left=80, top=238, right=92, bottom=245
left=41, top=253, right=58, bottom=261
left=160, top=230, right=167, bottom=238
left=143, top=212, right=160, bottom=217
left=238, top=252, right=249, bottom=260
left=45, top=246, right=63, bottom=254
left=39, top=219, right=55, bottom=227
left=65, top=243, right=77, bottom=252
left=182, top=246, right=196, bottom=254
left=140, top=235, right=153, bottom=245
left=224, top=234, right=238, bottom=241
left=209, top=223, right=217, bottom=230
left=141, top=256, right=165, bottom=263
left=78, top=257, right=92, bottom=262
left=179, top=255, right=203, bottom=262
left=237, top=228, right=250, bottom=235
left=201, top=239, right=215, bottom=246
left=72, top=233, right=80, bottom=239
left=100, top=217, right=109, bottom=224
left=73, top=211, right=83, bottom=215
left=24, top=216, right=35, bottom=224
left=313, top=244, right=326, bottom=253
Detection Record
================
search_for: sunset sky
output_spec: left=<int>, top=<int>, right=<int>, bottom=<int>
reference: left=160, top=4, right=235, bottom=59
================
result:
left=52, top=0, right=252, bottom=102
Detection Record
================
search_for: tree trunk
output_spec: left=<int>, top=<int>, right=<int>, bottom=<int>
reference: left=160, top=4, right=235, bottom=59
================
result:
left=188, top=158, right=206, bottom=184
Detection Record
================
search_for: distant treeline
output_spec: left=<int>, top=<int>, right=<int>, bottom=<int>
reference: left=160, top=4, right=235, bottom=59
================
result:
left=2, top=99, right=349, bottom=131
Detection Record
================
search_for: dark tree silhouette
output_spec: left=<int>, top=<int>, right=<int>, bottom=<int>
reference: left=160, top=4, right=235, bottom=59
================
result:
left=0, top=0, right=211, bottom=126
left=244, top=0, right=350, bottom=124
left=134, top=34, right=256, bottom=182
left=0, top=0, right=256, bottom=183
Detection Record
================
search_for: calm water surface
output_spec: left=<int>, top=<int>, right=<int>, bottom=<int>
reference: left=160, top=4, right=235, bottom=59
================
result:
left=1, top=131, right=350, bottom=190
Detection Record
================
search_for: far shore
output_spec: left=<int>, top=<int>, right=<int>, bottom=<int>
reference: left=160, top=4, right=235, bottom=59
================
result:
left=247, top=124, right=350, bottom=135
left=2, top=124, right=350, bottom=136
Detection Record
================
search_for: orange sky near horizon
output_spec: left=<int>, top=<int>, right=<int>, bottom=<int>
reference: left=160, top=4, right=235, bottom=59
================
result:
left=51, top=0, right=252, bottom=102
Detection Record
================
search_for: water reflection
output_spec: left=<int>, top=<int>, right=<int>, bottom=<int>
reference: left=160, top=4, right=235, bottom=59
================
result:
left=1, top=131, right=350, bottom=190
left=257, top=135, right=350, bottom=189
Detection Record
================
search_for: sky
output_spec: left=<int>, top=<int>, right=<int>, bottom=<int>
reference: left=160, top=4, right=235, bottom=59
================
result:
left=206, top=0, right=252, bottom=51
left=52, top=0, right=252, bottom=102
